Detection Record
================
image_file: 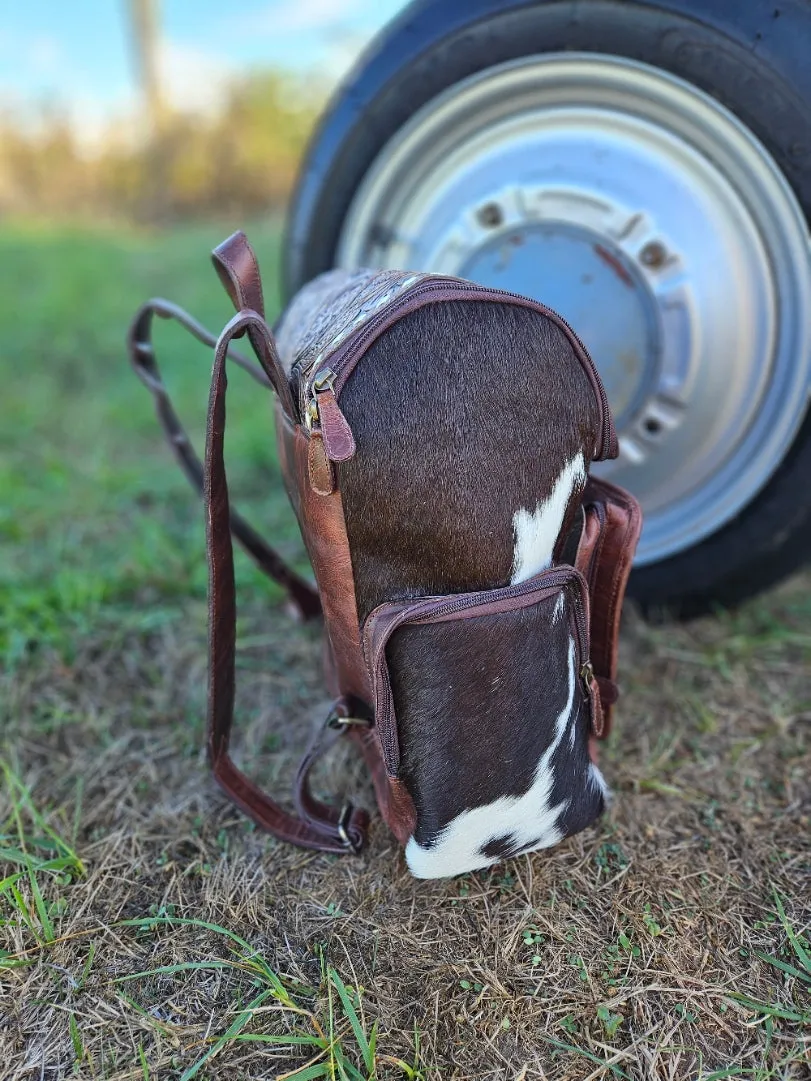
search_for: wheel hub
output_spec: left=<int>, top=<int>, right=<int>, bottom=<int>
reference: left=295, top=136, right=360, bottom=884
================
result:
left=460, top=220, right=660, bottom=430
left=336, top=55, right=811, bottom=564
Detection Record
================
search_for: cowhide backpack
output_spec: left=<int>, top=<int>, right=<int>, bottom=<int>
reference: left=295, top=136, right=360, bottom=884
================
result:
left=128, top=231, right=642, bottom=879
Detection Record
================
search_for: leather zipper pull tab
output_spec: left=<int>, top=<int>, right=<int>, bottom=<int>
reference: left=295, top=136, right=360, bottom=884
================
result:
left=311, top=370, right=356, bottom=463
left=581, top=660, right=605, bottom=739
left=307, top=428, right=335, bottom=495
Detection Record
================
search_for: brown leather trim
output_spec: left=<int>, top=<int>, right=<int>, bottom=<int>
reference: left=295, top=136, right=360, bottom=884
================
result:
left=351, top=726, right=417, bottom=845
left=577, top=477, right=642, bottom=736
left=291, top=422, right=370, bottom=702
left=277, top=405, right=418, bottom=843
left=211, top=231, right=266, bottom=318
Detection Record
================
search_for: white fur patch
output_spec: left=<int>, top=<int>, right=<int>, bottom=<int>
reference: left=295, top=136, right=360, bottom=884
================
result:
left=588, top=761, right=610, bottom=803
left=510, top=453, right=586, bottom=584
left=552, top=592, right=565, bottom=624
left=405, top=636, right=583, bottom=879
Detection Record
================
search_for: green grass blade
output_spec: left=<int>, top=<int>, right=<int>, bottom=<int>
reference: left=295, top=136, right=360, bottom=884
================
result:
left=382, top=1060, right=420, bottom=1081
left=284, top=1063, right=330, bottom=1080
left=9, top=882, right=38, bottom=937
left=114, top=960, right=242, bottom=982
left=773, top=889, right=811, bottom=974
left=178, top=987, right=273, bottom=1081
left=0, top=953, right=33, bottom=971
left=755, top=950, right=811, bottom=983
left=1, top=761, right=84, bottom=874
left=69, top=1013, right=83, bottom=1060
left=329, top=966, right=372, bottom=1071
left=27, top=865, right=55, bottom=941
left=116, top=916, right=293, bottom=1002
left=138, top=1042, right=150, bottom=1080
left=79, top=942, right=95, bottom=988
left=0, top=850, right=79, bottom=874
left=540, top=1036, right=631, bottom=1080
left=231, top=1034, right=325, bottom=1047
left=368, top=1020, right=378, bottom=1066
left=726, top=993, right=810, bottom=1023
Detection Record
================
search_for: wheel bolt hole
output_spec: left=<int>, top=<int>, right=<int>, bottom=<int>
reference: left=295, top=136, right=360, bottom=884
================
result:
left=477, top=203, right=504, bottom=228
left=643, top=417, right=663, bottom=436
left=639, top=241, right=667, bottom=269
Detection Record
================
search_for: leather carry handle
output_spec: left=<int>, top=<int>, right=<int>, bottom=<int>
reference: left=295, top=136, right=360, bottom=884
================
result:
left=205, top=311, right=368, bottom=853
left=127, top=298, right=322, bottom=621
left=211, top=231, right=297, bottom=420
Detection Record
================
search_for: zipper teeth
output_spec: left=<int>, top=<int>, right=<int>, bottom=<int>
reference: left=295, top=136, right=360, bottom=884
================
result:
left=406, top=567, right=575, bottom=622
left=569, top=580, right=589, bottom=668
left=304, top=278, right=612, bottom=454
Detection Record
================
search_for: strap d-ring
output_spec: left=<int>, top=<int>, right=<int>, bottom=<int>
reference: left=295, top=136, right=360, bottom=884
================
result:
left=337, top=803, right=363, bottom=854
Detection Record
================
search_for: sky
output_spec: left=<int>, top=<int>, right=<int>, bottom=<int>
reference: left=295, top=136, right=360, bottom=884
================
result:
left=0, top=0, right=408, bottom=135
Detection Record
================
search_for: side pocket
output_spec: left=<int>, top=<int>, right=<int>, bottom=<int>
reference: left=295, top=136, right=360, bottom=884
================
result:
left=362, top=567, right=607, bottom=877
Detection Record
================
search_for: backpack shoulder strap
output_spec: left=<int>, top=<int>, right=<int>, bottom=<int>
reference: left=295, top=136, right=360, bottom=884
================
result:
left=127, top=298, right=321, bottom=621
left=205, top=311, right=369, bottom=852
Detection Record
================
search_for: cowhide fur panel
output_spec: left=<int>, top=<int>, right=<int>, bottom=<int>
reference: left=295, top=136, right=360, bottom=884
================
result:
left=387, top=598, right=603, bottom=878
left=337, top=300, right=607, bottom=876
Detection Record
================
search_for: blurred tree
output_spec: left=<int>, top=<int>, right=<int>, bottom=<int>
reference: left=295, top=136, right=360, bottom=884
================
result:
left=0, top=68, right=323, bottom=223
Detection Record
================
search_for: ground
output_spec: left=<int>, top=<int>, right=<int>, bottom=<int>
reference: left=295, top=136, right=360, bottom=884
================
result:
left=0, top=223, right=809, bottom=1081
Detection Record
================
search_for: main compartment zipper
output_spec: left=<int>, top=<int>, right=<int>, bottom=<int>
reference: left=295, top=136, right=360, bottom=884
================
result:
left=300, top=277, right=616, bottom=468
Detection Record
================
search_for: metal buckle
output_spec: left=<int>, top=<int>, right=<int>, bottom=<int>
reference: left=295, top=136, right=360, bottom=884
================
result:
left=337, top=803, right=362, bottom=853
left=327, top=711, right=373, bottom=731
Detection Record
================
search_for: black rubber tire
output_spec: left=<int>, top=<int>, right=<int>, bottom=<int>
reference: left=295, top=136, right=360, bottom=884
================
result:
left=283, top=0, right=811, bottom=615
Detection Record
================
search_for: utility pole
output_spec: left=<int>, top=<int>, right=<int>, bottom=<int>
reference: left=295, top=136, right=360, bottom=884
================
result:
left=127, top=0, right=168, bottom=219
left=128, top=0, right=165, bottom=136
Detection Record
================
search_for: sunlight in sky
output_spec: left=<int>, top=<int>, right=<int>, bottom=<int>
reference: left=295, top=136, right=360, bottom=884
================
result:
left=0, top=0, right=408, bottom=133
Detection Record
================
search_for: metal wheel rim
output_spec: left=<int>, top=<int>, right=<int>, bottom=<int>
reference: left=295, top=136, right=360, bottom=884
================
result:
left=336, top=54, right=811, bottom=565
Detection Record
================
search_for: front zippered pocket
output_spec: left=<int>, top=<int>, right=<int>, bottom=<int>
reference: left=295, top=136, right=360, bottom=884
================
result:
left=362, top=564, right=597, bottom=776
left=298, top=276, right=616, bottom=469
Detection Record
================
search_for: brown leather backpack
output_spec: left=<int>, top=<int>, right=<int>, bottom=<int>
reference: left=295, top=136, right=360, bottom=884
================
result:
left=128, top=231, right=641, bottom=878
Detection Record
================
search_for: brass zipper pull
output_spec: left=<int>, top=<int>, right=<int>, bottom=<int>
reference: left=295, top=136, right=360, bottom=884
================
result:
left=580, top=660, right=605, bottom=738
left=308, top=368, right=356, bottom=463
left=580, top=660, right=594, bottom=690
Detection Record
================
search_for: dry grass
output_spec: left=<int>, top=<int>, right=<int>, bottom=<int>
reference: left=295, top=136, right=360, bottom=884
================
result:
left=2, top=571, right=810, bottom=1079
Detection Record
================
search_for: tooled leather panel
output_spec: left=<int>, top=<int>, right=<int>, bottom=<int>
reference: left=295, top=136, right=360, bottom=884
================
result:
left=274, top=268, right=430, bottom=381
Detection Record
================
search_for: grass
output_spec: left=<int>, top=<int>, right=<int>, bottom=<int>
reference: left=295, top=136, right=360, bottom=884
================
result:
left=1, top=220, right=810, bottom=1079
